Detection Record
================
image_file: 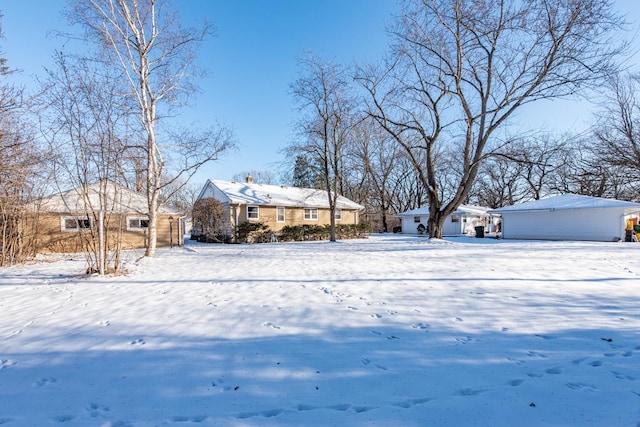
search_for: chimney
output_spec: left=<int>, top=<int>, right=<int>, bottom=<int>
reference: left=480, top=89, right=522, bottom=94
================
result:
left=246, top=175, right=254, bottom=183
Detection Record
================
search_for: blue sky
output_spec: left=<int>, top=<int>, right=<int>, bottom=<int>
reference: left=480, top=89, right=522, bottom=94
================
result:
left=2, top=0, right=640, bottom=187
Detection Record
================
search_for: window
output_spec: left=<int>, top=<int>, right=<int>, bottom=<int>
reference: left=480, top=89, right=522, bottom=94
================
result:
left=451, top=215, right=460, bottom=223
left=304, top=208, right=318, bottom=220
left=61, top=216, right=92, bottom=232
left=247, top=205, right=259, bottom=220
left=276, top=206, right=286, bottom=222
left=334, top=208, right=342, bottom=220
left=127, top=217, right=149, bottom=231
left=414, top=216, right=421, bottom=223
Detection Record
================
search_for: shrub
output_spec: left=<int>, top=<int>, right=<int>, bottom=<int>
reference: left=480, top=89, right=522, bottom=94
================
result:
left=237, top=221, right=271, bottom=243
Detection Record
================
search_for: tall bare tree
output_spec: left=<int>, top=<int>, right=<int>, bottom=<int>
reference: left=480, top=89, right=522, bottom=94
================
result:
left=358, top=0, right=625, bottom=238
left=593, top=72, right=640, bottom=179
left=290, top=55, right=359, bottom=242
left=68, top=0, right=234, bottom=257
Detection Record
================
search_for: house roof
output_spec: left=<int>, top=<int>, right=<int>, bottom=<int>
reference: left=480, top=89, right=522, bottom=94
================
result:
left=395, top=204, right=491, bottom=217
left=32, top=182, right=179, bottom=214
left=204, top=180, right=364, bottom=210
left=490, top=194, right=640, bottom=215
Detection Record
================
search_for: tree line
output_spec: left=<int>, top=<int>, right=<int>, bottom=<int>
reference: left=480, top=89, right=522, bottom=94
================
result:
left=285, top=0, right=633, bottom=238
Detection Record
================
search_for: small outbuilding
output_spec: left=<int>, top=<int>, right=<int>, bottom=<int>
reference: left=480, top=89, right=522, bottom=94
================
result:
left=395, top=205, right=495, bottom=236
left=490, top=194, right=640, bottom=242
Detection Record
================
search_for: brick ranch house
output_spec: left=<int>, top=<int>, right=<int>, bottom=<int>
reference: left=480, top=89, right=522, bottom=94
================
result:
left=27, top=181, right=182, bottom=253
left=194, top=177, right=364, bottom=240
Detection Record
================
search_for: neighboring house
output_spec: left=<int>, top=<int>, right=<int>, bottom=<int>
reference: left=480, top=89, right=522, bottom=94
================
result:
left=194, top=177, right=364, bottom=239
left=490, top=194, right=640, bottom=242
left=395, top=205, right=495, bottom=236
left=28, top=182, right=182, bottom=253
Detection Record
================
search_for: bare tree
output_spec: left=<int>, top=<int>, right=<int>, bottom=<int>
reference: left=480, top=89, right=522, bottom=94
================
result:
left=68, top=0, right=234, bottom=257
left=358, top=0, right=625, bottom=238
left=290, top=55, right=359, bottom=242
left=40, top=52, right=136, bottom=274
left=593, top=72, right=640, bottom=179
left=0, top=36, right=45, bottom=265
left=231, top=170, right=277, bottom=185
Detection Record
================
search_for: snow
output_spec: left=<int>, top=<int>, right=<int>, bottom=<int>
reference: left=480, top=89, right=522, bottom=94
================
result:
left=1, top=234, right=639, bottom=426
left=491, top=194, right=640, bottom=214
left=204, top=180, right=364, bottom=210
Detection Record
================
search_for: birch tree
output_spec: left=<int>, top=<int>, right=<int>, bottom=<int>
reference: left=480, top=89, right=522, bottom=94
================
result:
left=358, top=0, right=625, bottom=238
left=68, top=0, right=234, bottom=257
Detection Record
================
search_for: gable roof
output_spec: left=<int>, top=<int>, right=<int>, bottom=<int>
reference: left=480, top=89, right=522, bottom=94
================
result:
left=490, top=194, right=640, bottom=215
left=201, top=180, right=364, bottom=210
left=396, top=204, right=491, bottom=217
left=32, top=181, right=178, bottom=214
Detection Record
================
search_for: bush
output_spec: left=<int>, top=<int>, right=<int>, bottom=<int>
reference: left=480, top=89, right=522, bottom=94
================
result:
left=237, top=221, right=271, bottom=243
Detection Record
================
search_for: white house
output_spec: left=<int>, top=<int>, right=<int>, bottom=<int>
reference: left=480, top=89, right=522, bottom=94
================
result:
left=395, top=205, right=494, bottom=236
left=490, top=194, right=640, bottom=242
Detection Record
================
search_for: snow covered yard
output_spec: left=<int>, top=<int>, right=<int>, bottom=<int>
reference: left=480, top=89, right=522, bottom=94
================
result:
left=1, top=234, right=639, bottom=426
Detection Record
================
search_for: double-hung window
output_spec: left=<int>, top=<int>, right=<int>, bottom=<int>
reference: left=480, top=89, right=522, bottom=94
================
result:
left=247, top=205, right=259, bottom=220
left=304, top=208, right=318, bottom=220
left=276, top=206, right=286, bottom=222
left=334, top=208, right=342, bottom=221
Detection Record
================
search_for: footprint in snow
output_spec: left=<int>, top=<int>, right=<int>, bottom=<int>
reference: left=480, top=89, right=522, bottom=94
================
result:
left=545, top=367, right=562, bottom=375
left=507, top=379, right=525, bottom=386
left=130, top=338, right=145, bottom=346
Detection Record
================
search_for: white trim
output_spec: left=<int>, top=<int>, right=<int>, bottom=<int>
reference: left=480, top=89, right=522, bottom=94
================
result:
left=276, top=206, right=286, bottom=222
left=304, top=208, right=318, bottom=221
left=61, top=215, right=92, bottom=232
left=247, top=205, right=259, bottom=220
left=126, top=216, right=149, bottom=231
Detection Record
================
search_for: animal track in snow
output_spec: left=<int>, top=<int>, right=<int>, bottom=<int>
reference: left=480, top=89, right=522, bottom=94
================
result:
left=411, top=323, right=430, bottom=331
left=0, top=359, right=16, bottom=370
left=85, top=402, right=110, bottom=418
left=263, top=322, right=281, bottom=329
left=565, top=382, right=597, bottom=392
left=393, top=397, right=432, bottom=408
left=455, top=336, right=473, bottom=344
left=456, top=388, right=486, bottom=397
left=35, top=377, right=57, bottom=387
left=169, top=415, right=208, bottom=422
left=53, top=414, right=74, bottom=423
left=130, top=338, right=145, bottom=346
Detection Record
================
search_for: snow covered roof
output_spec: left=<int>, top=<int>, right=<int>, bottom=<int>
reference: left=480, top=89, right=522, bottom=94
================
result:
left=395, top=204, right=491, bottom=217
left=490, top=194, right=640, bottom=215
left=32, top=182, right=179, bottom=214
left=203, top=180, right=364, bottom=210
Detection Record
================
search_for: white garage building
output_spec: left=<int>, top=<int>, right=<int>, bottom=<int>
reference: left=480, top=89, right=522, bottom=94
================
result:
left=490, top=194, right=640, bottom=242
left=396, top=205, right=494, bottom=236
